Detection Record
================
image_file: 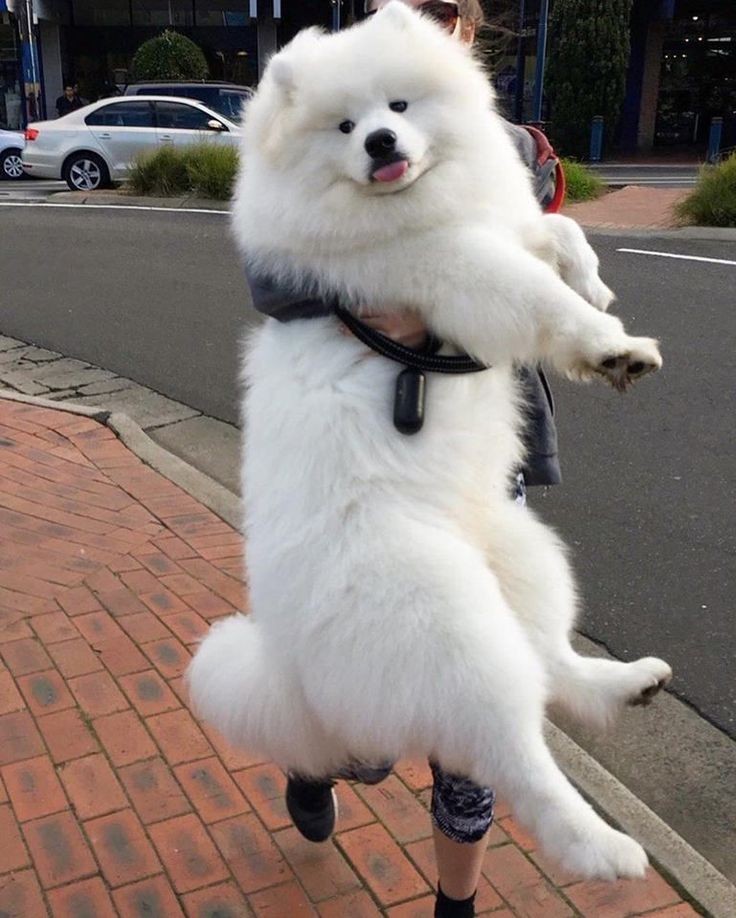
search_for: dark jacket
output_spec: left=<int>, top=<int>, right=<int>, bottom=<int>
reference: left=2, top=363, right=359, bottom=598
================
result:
left=56, top=95, right=83, bottom=118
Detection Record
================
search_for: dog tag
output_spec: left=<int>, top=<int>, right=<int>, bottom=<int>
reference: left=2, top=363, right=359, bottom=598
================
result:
left=394, top=367, right=425, bottom=435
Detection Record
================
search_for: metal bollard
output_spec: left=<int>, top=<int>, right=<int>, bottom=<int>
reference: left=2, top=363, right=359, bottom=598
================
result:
left=589, top=116, right=604, bottom=163
left=707, top=117, right=723, bottom=164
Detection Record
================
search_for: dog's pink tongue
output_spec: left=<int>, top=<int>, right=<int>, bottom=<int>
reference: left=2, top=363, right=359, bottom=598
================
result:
left=373, top=160, right=409, bottom=183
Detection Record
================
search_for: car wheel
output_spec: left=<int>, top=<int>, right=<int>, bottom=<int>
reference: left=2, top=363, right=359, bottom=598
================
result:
left=63, top=152, right=110, bottom=192
left=0, top=148, right=24, bottom=181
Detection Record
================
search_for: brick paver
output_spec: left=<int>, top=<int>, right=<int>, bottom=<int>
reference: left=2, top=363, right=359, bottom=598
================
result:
left=0, top=396, right=701, bottom=916
left=563, top=185, right=688, bottom=230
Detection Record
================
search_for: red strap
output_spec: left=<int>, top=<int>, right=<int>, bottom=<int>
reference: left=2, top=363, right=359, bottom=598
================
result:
left=520, top=124, right=566, bottom=213
left=547, top=160, right=566, bottom=213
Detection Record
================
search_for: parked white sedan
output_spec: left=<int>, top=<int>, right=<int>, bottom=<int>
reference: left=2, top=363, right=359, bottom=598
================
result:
left=22, top=96, right=240, bottom=191
left=1, top=128, right=25, bottom=181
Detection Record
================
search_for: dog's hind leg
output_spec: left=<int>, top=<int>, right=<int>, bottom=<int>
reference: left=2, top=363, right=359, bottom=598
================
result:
left=483, top=502, right=672, bottom=729
left=395, top=552, right=649, bottom=880
left=298, top=523, right=648, bottom=880
left=539, top=213, right=615, bottom=312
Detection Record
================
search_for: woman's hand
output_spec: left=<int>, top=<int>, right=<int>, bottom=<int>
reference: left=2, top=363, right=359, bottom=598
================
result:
left=359, top=311, right=429, bottom=349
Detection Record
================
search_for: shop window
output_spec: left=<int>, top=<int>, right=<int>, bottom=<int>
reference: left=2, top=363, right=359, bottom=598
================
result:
left=131, top=1, right=195, bottom=27
left=195, top=1, right=248, bottom=27
left=73, top=0, right=132, bottom=27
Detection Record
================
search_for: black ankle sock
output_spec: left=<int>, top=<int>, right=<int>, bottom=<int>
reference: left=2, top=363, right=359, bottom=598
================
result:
left=434, top=884, right=476, bottom=918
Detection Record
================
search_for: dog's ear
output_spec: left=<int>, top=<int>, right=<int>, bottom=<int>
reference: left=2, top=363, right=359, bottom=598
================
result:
left=376, top=0, right=416, bottom=30
left=269, top=57, right=296, bottom=96
left=267, top=26, right=324, bottom=100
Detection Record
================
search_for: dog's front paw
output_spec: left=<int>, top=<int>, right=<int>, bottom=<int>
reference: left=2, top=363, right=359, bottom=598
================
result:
left=595, top=337, right=662, bottom=392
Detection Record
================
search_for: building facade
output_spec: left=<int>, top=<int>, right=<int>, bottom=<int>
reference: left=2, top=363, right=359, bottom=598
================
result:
left=0, top=0, right=733, bottom=158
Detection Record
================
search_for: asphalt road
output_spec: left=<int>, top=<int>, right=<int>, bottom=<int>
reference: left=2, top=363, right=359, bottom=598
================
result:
left=543, top=235, right=735, bottom=730
left=0, top=204, right=733, bottom=738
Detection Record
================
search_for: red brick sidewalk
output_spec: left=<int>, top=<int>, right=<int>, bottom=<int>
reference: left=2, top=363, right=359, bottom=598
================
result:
left=0, top=397, right=699, bottom=917
left=563, top=186, right=689, bottom=230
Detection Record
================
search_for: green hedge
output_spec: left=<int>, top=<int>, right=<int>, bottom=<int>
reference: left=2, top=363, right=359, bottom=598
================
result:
left=675, top=154, right=736, bottom=227
left=131, top=30, right=209, bottom=81
left=128, top=143, right=238, bottom=200
left=561, top=159, right=606, bottom=203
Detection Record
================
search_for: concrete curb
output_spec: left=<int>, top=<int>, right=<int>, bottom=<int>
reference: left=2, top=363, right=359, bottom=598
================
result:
left=49, top=190, right=229, bottom=210
left=2, top=387, right=735, bottom=916
left=42, top=190, right=736, bottom=240
left=107, top=411, right=241, bottom=530
left=0, top=388, right=110, bottom=420
left=583, top=225, right=736, bottom=241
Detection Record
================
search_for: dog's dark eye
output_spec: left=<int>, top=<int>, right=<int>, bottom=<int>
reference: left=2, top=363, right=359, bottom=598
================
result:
left=339, top=120, right=355, bottom=134
left=389, top=101, right=408, bottom=113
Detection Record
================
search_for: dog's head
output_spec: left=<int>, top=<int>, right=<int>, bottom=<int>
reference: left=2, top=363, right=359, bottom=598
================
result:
left=242, top=2, right=496, bottom=200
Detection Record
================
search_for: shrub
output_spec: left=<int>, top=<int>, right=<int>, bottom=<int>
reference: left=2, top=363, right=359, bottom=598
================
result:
left=675, top=153, right=736, bottom=227
left=185, top=143, right=239, bottom=200
left=561, top=159, right=606, bottom=202
left=131, top=30, right=209, bottom=81
left=128, top=143, right=239, bottom=201
left=128, top=145, right=190, bottom=197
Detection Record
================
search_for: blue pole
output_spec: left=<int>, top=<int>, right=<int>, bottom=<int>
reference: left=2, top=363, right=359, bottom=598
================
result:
left=531, top=0, right=549, bottom=124
left=19, top=0, right=41, bottom=126
left=332, top=0, right=341, bottom=32
left=589, top=116, right=604, bottom=162
left=707, top=117, right=723, bottom=164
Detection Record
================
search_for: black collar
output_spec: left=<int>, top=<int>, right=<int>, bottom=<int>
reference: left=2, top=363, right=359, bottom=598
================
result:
left=334, top=306, right=489, bottom=435
left=334, top=306, right=488, bottom=375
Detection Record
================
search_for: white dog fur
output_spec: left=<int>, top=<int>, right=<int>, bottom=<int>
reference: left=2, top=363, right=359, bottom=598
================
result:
left=188, top=3, right=671, bottom=880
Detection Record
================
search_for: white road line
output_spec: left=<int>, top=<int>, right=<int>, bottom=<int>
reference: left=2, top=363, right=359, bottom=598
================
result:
left=0, top=201, right=228, bottom=216
left=617, top=248, right=736, bottom=267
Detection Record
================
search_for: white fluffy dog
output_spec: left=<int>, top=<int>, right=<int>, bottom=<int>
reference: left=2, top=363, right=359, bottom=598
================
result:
left=188, top=3, right=672, bottom=880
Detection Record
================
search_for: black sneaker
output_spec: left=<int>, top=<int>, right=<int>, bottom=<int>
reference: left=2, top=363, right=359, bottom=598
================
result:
left=285, top=774, right=338, bottom=842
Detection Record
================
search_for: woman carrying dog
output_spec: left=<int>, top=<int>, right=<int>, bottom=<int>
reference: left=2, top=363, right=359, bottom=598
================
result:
left=246, top=2, right=564, bottom=916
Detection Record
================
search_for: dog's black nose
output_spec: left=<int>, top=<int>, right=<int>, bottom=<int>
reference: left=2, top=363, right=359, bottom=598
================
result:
left=365, top=129, right=397, bottom=159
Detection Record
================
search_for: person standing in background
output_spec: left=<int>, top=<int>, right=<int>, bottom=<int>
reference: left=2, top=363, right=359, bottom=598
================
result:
left=56, top=84, right=83, bottom=118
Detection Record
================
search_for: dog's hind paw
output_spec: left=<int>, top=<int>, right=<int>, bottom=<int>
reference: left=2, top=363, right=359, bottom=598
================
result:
left=568, top=270, right=616, bottom=312
left=627, top=657, right=672, bottom=707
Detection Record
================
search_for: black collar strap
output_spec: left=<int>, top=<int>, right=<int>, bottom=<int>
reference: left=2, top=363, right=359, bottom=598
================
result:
left=334, top=306, right=488, bottom=375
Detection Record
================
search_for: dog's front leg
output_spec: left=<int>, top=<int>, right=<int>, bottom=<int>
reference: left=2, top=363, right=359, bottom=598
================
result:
left=375, top=229, right=662, bottom=390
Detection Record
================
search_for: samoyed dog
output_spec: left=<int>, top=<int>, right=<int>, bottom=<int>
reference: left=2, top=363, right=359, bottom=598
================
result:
left=188, top=3, right=672, bottom=879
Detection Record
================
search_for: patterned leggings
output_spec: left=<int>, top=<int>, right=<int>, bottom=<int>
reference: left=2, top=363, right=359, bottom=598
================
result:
left=333, top=760, right=495, bottom=844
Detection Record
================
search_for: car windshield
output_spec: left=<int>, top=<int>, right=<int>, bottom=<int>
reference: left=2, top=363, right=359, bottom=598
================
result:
left=215, top=90, right=250, bottom=122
